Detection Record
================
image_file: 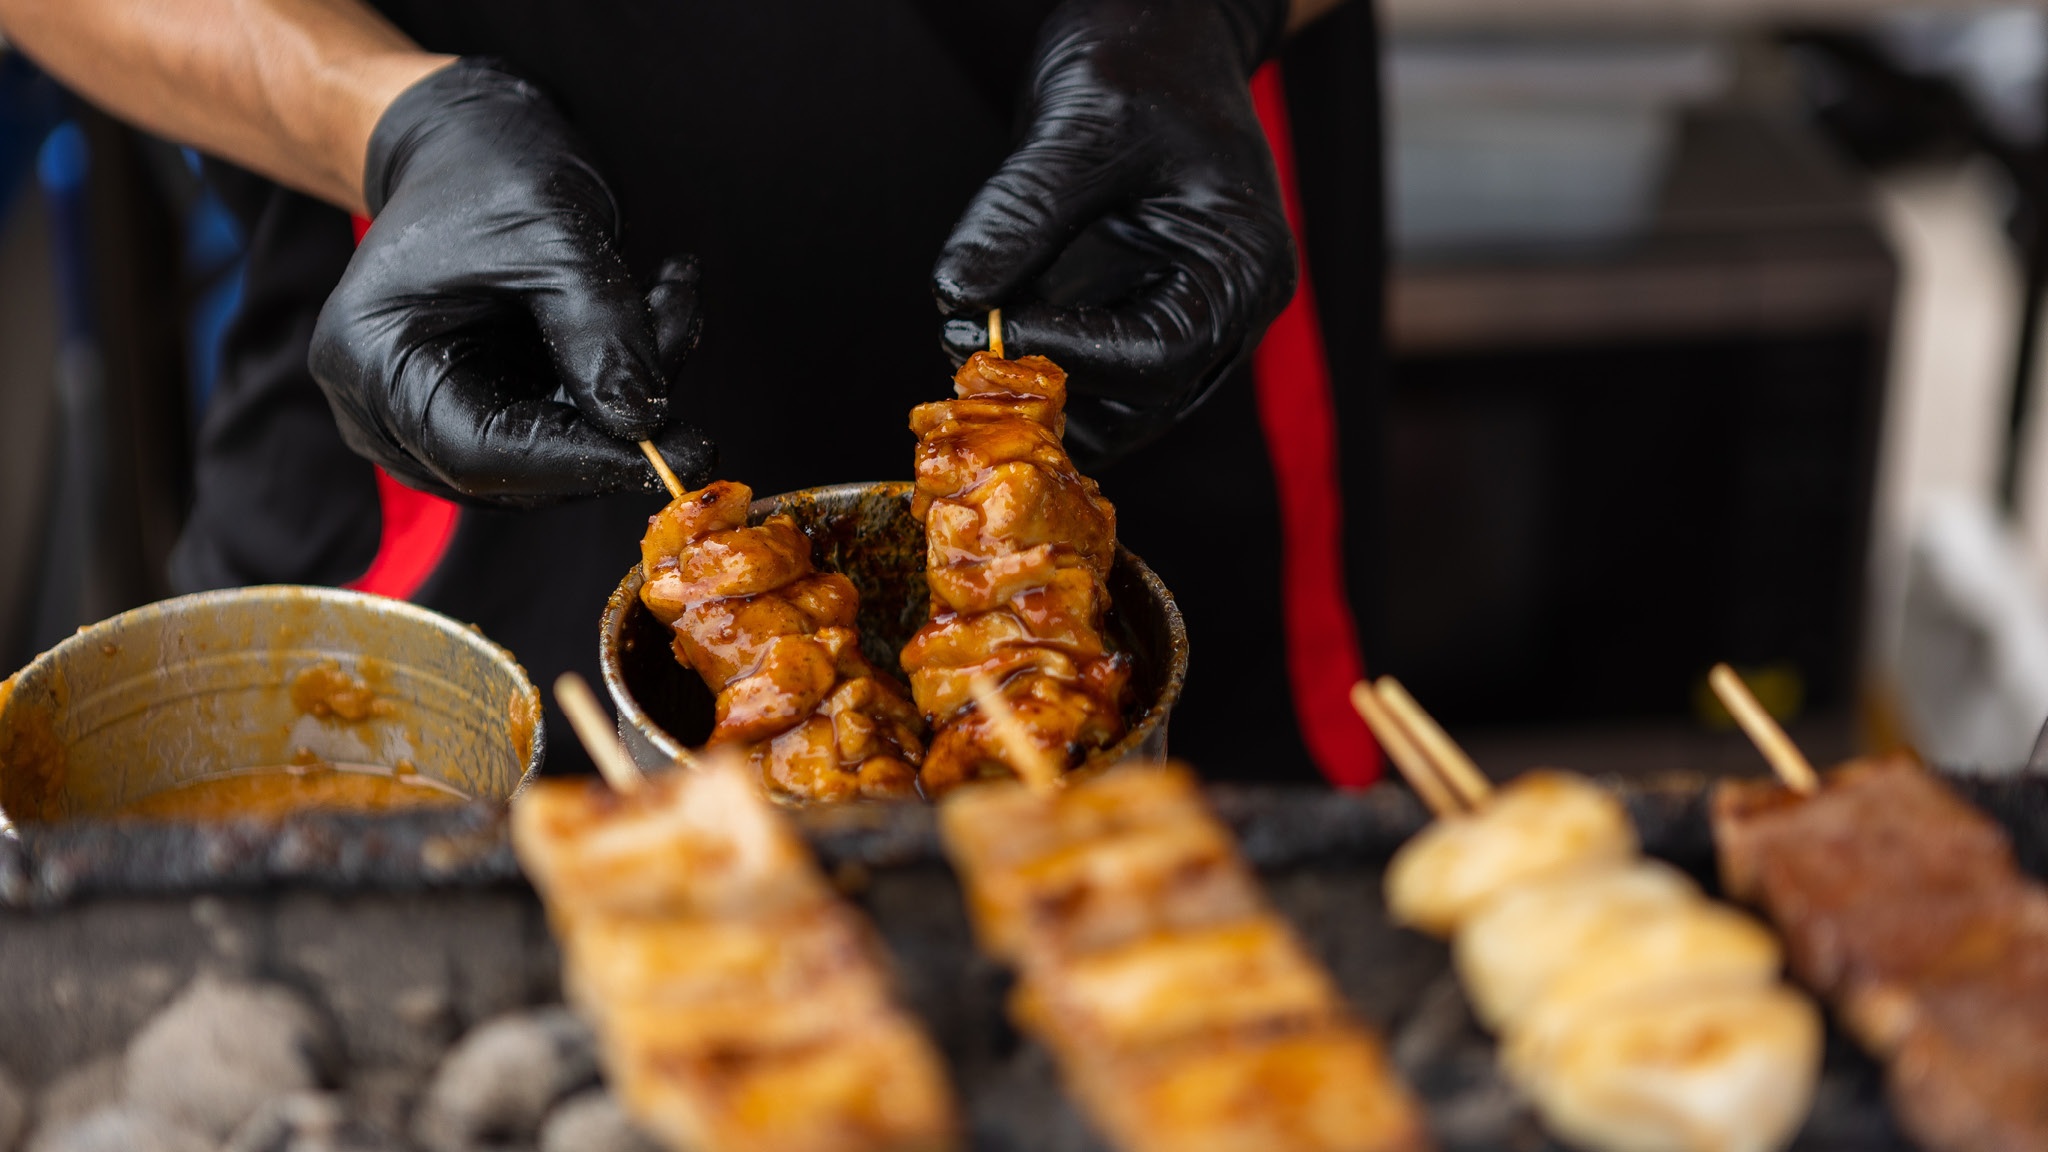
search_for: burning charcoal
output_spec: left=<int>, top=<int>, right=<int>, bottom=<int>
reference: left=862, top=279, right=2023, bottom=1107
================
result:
left=412, top=1008, right=596, bottom=1152
left=537, top=1089, right=662, bottom=1152
left=0, top=1067, right=23, bottom=1152
left=24, top=1105, right=210, bottom=1152
left=124, top=973, right=335, bottom=1140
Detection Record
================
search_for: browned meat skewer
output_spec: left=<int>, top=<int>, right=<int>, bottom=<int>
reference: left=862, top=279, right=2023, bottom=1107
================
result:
left=513, top=761, right=959, bottom=1152
left=1712, top=757, right=2048, bottom=1152
left=639, top=481, right=924, bottom=802
left=901, top=351, right=1130, bottom=795
left=941, top=764, right=1433, bottom=1152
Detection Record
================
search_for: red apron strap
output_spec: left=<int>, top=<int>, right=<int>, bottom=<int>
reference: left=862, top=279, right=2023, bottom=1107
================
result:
left=339, top=214, right=463, bottom=600
left=1248, top=63, right=1382, bottom=788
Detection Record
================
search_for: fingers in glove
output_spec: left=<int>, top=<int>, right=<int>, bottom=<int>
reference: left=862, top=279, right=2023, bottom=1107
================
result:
left=393, top=327, right=707, bottom=504
left=945, top=202, right=1294, bottom=402
left=646, top=254, right=704, bottom=382
left=931, top=99, right=1130, bottom=316
left=521, top=216, right=672, bottom=442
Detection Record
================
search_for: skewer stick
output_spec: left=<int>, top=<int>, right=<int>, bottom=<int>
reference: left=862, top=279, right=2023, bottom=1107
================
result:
left=969, top=671, right=1062, bottom=795
left=640, top=441, right=685, bottom=500
left=988, top=308, right=1005, bottom=359
left=1349, top=681, right=1464, bottom=818
left=1375, top=677, right=1493, bottom=808
left=1708, top=663, right=1820, bottom=795
left=553, top=673, right=646, bottom=793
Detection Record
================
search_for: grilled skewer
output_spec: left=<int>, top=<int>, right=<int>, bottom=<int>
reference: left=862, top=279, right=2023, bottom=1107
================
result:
left=1356, top=678, right=1822, bottom=1152
left=1713, top=757, right=2048, bottom=1152
left=941, top=763, right=1432, bottom=1152
left=514, top=678, right=959, bottom=1152
left=902, top=349, right=1131, bottom=795
left=638, top=480, right=924, bottom=802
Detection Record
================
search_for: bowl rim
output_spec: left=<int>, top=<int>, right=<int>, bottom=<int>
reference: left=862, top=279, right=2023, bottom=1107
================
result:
left=600, top=480, right=1187, bottom=774
left=1, top=583, right=546, bottom=785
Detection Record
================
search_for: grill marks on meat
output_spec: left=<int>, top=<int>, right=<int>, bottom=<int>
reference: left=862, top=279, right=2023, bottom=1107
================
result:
left=640, top=481, right=924, bottom=803
left=1712, top=758, right=2048, bottom=1152
left=511, top=763, right=960, bottom=1152
left=940, top=765, right=1432, bottom=1152
left=903, top=353, right=1131, bottom=796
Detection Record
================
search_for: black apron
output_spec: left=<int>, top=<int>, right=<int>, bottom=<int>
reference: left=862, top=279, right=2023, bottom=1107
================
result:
left=170, top=2, right=1387, bottom=783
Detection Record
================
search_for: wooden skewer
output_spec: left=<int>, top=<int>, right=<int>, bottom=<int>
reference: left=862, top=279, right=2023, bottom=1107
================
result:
left=1349, top=681, right=1464, bottom=818
left=640, top=441, right=685, bottom=500
left=969, top=671, right=1062, bottom=795
left=988, top=308, right=1005, bottom=359
left=1374, top=677, right=1493, bottom=809
left=1708, top=663, right=1820, bottom=795
left=553, top=673, right=646, bottom=793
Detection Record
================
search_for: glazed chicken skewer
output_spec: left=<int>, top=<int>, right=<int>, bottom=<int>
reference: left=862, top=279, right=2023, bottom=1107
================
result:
left=901, top=342, right=1131, bottom=795
left=516, top=675, right=959, bottom=1152
left=1354, top=678, right=1822, bottom=1152
left=638, top=480, right=925, bottom=802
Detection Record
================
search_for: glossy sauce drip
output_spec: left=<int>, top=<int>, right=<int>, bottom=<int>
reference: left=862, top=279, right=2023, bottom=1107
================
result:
left=114, top=763, right=468, bottom=821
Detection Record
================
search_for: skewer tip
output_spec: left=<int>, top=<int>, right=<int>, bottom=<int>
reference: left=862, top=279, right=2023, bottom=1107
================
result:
left=1708, top=663, right=1820, bottom=796
left=988, top=309, right=1005, bottom=360
left=639, top=440, right=685, bottom=501
left=552, top=672, right=646, bottom=793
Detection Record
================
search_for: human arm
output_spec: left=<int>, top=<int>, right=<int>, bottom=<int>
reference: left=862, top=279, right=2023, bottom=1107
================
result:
left=0, top=3, right=714, bottom=502
left=0, top=0, right=445, bottom=214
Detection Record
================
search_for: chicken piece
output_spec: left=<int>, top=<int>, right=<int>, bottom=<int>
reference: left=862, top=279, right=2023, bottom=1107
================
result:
left=1384, top=770, right=1636, bottom=937
left=1065, top=1023, right=1432, bottom=1152
left=939, top=766, right=1264, bottom=960
left=560, top=903, right=892, bottom=1021
left=942, top=764, right=1433, bottom=1152
left=510, top=766, right=828, bottom=924
left=513, top=760, right=961, bottom=1152
left=1503, top=983, right=1822, bottom=1152
left=609, top=1015, right=958, bottom=1152
left=1452, top=861, right=1700, bottom=1030
left=639, top=480, right=923, bottom=803
left=1014, top=919, right=1343, bottom=1057
left=904, top=352, right=1129, bottom=794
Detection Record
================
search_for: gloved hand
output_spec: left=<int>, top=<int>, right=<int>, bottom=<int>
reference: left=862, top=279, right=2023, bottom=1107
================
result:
left=933, top=0, right=1297, bottom=466
left=310, top=58, right=715, bottom=506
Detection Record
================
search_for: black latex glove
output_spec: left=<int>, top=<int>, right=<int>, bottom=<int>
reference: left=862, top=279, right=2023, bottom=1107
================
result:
left=310, top=58, right=715, bottom=506
left=934, top=0, right=1297, bottom=466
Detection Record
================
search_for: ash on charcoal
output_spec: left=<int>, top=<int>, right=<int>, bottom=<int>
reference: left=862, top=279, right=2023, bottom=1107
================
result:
left=538, top=1089, right=661, bottom=1152
left=412, top=1007, right=596, bottom=1152
left=224, top=1091, right=405, bottom=1152
left=24, top=1105, right=209, bottom=1152
left=272, top=894, right=531, bottom=1072
left=27, top=1056, right=122, bottom=1147
left=124, top=973, right=336, bottom=1140
left=0, top=1067, right=24, bottom=1152
left=344, top=1067, right=420, bottom=1143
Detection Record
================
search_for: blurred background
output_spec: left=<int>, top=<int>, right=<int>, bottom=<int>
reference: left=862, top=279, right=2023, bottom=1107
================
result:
left=5, top=1, right=2048, bottom=776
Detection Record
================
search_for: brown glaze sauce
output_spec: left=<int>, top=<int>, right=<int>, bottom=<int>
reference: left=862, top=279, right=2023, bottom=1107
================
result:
left=114, top=762, right=467, bottom=821
left=289, top=661, right=392, bottom=722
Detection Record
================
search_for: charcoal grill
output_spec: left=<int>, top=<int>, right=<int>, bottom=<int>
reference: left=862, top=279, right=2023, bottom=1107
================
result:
left=4, top=768, right=2043, bottom=1151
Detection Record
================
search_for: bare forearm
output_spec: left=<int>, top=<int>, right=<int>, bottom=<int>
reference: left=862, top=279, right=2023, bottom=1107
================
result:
left=0, top=0, right=449, bottom=214
left=1288, top=0, right=1349, bottom=33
